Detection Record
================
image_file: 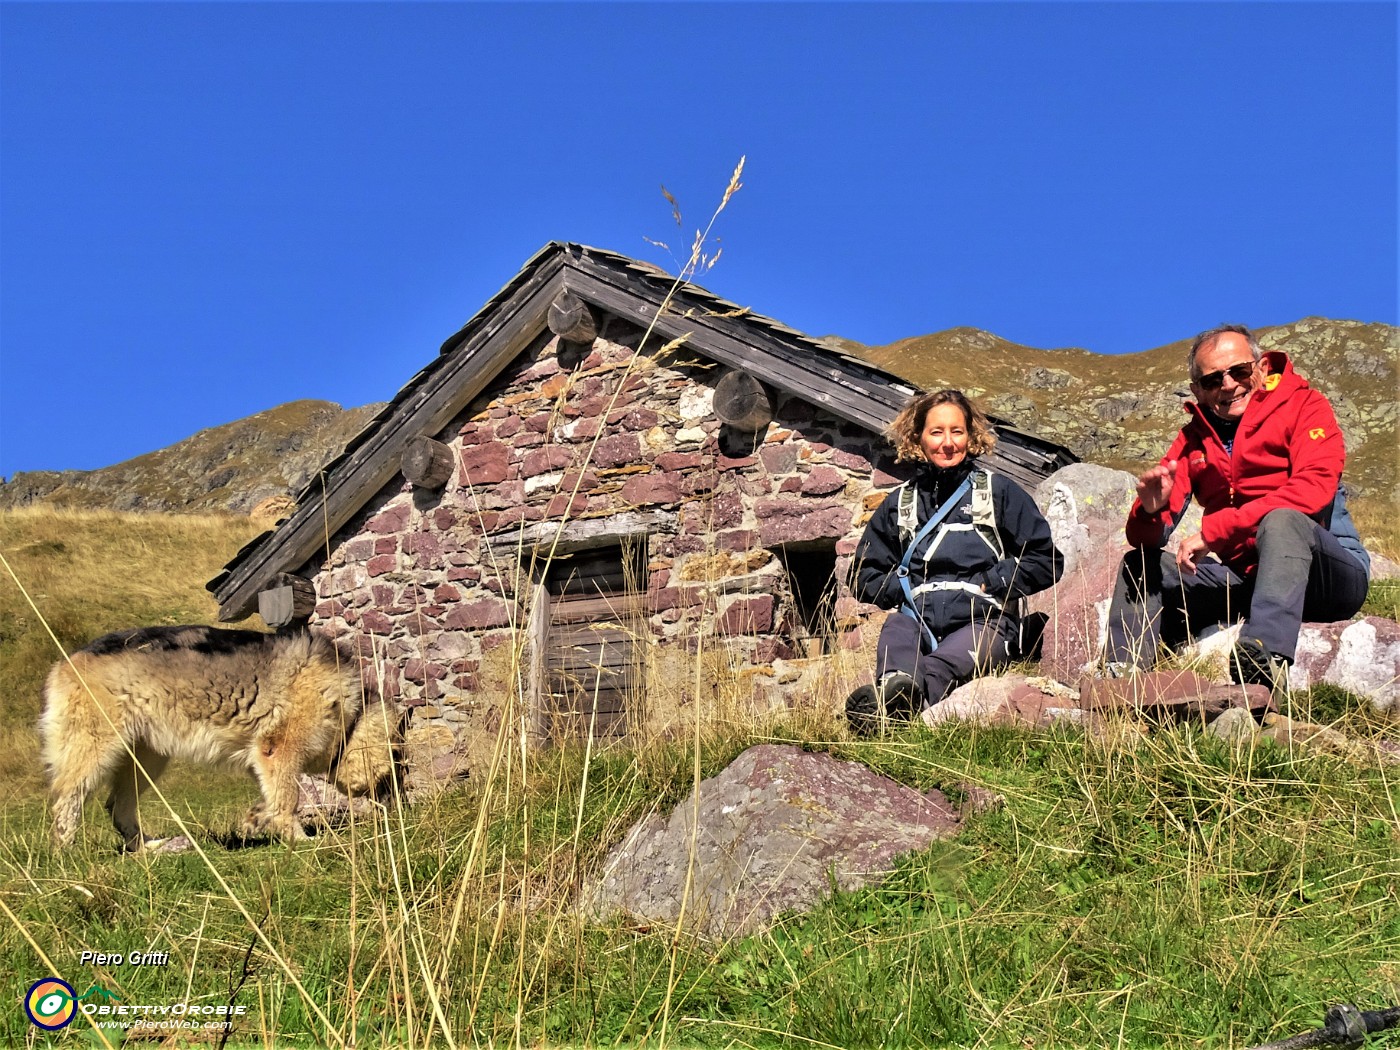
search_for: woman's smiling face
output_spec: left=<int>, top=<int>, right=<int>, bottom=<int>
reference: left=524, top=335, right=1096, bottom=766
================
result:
left=919, top=403, right=970, bottom=468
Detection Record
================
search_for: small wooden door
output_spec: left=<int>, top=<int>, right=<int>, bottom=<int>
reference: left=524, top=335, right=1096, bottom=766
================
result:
left=539, top=544, right=643, bottom=741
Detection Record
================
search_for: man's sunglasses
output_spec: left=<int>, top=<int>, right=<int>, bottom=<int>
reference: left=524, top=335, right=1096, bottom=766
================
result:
left=1194, top=362, right=1256, bottom=391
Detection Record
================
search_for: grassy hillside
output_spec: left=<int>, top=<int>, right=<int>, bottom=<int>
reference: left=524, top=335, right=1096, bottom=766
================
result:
left=1, top=508, right=1398, bottom=1048
left=0, top=508, right=263, bottom=796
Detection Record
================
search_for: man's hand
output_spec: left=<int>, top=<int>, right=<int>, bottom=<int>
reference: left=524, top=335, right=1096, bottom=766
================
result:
left=1176, top=532, right=1209, bottom=574
left=1136, top=461, right=1176, bottom=515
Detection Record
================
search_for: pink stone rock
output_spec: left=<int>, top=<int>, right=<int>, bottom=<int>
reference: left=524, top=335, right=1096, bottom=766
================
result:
left=581, top=744, right=962, bottom=938
left=657, top=452, right=704, bottom=471
left=925, top=676, right=1086, bottom=729
left=403, top=533, right=441, bottom=561
left=592, top=433, right=642, bottom=468
left=367, top=505, right=410, bottom=534
left=521, top=445, right=572, bottom=477
left=756, top=500, right=851, bottom=545
left=717, top=595, right=775, bottom=635
left=718, top=529, right=762, bottom=551
left=546, top=492, right=588, bottom=517
left=1078, top=671, right=1274, bottom=722
left=648, top=587, right=680, bottom=613
left=342, top=538, right=376, bottom=563
left=801, top=465, right=847, bottom=496
left=1292, top=616, right=1400, bottom=715
left=623, top=407, right=660, bottom=430
left=462, top=442, right=512, bottom=485
left=367, top=555, right=396, bottom=577
left=760, top=445, right=798, bottom=474
left=360, top=610, right=394, bottom=634
left=444, top=598, right=514, bottom=630
left=831, top=448, right=873, bottom=472
left=683, top=471, right=720, bottom=497
left=621, top=472, right=684, bottom=507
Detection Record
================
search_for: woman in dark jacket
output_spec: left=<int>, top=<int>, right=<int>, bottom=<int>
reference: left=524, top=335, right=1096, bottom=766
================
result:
left=848, top=389, right=1063, bottom=734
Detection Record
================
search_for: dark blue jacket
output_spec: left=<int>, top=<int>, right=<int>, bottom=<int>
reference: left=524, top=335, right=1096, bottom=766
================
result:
left=853, top=458, right=1063, bottom=640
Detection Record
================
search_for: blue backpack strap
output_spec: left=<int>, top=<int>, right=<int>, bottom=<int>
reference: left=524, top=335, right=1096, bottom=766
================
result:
left=896, top=476, right=973, bottom=653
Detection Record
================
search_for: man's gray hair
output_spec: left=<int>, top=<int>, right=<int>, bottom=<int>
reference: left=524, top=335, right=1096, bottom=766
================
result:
left=1187, top=324, right=1262, bottom=379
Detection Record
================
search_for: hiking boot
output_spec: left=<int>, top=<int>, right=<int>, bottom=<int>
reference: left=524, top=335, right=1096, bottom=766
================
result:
left=845, top=684, right=885, bottom=738
left=1231, top=636, right=1290, bottom=703
left=878, top=671, right=923, bottom=722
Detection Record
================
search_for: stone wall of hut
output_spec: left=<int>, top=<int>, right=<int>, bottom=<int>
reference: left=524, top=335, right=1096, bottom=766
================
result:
left=307, top=322, right=910, bottom=783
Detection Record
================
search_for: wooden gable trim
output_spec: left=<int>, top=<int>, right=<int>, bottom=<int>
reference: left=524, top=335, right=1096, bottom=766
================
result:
left=212, top=253, right=566, bottom=621
left=209, top=241, right=1078, bottom=621
left=558, top=250, right=1071, bottom=486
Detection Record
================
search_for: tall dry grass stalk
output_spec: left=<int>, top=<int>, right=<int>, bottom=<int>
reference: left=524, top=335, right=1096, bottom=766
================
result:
left=0, top=158, right=777, bottom=1048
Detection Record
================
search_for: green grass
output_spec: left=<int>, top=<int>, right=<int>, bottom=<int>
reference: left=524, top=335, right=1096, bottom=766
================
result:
left=3, top=509, right=1398, bottom=1048
left=3, top=719, right=1397, bottom=1048
left=1363, top=578, right=1400, bottom=623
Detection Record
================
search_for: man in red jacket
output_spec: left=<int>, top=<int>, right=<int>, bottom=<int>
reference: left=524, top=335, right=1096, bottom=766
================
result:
left=1105, top=324, right=1371, bottom=690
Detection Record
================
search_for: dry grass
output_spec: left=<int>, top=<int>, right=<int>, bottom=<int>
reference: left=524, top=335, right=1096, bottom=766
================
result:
left=0, top=506, right=262, bottom=795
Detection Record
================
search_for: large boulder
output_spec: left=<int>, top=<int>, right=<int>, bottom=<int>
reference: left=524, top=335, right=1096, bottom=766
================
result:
left=1291, top=617, right=1400, bottom=717
left=580, top=743, right=962, bottom=939
left=1027, top=463, right=1201, bottom=681
left=1025, top=464, right=1398, bottom=717
left=923, top=675, right=1084, bottom=729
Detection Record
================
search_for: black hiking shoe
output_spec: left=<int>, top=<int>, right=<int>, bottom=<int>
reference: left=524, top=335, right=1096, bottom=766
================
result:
left=878, top=672, right=922, bottom=722
left=1231, top=635, right=1290, bottom=703
left=845, top=684, right=884, bottom=738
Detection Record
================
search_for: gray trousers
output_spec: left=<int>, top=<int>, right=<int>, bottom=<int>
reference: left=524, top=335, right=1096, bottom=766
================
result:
left=876, top=609, right=1020, bottom=707
left=1107, top=508, right=1369, bottom=665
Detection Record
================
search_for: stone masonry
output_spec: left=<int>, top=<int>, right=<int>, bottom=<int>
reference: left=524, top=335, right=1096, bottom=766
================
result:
left=306, top=323, right=907, bottom=779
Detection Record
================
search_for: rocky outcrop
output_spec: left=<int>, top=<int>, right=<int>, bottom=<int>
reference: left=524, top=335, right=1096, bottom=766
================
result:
left=1291, top=617, right=1400, bottom=716
left=580, top=743, right=962, bottom=938
left=922, top=675, right=1084, bottom=729
left=1028, top=464, right=1399, bottom=716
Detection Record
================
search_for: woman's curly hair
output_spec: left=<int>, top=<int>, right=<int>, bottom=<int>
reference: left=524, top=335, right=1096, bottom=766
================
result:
left=886, top=389, right=997, bottom=463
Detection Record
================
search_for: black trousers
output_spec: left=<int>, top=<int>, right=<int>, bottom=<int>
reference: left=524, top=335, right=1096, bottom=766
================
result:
left=876, top=609, right=1020, bottom=707
left=1106, top=508, right=1369, bottom=665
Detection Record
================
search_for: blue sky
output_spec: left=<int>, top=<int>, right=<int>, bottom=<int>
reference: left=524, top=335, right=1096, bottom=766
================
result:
left=1, top=2, right=1395, bottom=477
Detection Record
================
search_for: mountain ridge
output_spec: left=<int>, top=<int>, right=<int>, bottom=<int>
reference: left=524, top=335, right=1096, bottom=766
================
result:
left=2, top=317, right=1393, bottom=547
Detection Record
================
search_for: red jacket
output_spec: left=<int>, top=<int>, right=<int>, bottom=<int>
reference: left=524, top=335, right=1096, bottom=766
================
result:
left=1125, top=351, right=1345, bottom=575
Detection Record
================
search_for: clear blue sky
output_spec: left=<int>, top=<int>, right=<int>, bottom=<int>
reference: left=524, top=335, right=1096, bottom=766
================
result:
left=1, top=2, right=1395, bottom=477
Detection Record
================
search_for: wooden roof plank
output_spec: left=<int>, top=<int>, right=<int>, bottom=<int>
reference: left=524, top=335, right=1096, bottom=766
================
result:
left=209, top=241, right=1077, bottom=619
left=212, top=260, right=565, bottom=619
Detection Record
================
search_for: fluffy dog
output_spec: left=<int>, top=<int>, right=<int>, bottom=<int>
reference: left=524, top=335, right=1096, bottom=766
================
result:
left=40, top=625, right=400, bottom=851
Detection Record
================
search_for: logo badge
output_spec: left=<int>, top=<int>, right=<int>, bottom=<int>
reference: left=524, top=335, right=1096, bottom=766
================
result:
left=1309, top=427, right=1326, bottom=440
left=25, top=978, right=77, bottom=1030
left=1264, top=374, right=1281, bottom=391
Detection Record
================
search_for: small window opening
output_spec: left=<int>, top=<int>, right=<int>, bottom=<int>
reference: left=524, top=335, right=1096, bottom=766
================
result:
left=775, top=544, right=839, bottom=657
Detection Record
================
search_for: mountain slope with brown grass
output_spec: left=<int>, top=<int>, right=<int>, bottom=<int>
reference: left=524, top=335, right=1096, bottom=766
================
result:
left=849, top=317, right=1397, bottom=552
left=0, top=319, right=1392, bottom=549
left=0, top=399, right=382, bottom=515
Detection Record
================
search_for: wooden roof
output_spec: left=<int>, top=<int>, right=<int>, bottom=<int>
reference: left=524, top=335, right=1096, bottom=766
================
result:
left=208, top=242, right=1077, bottom=620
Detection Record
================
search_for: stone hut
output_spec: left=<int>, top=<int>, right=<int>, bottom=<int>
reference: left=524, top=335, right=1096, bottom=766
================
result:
left=208, top=243, right=1075, bottom=779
